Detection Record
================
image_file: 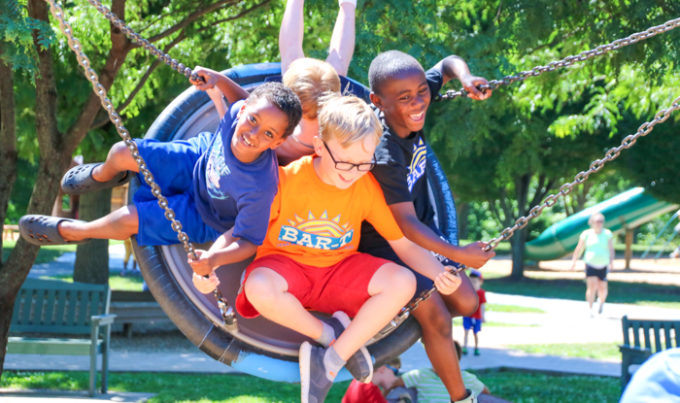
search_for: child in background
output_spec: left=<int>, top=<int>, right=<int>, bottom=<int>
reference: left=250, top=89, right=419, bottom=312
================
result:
left=462, top=270, right=485, bottom=356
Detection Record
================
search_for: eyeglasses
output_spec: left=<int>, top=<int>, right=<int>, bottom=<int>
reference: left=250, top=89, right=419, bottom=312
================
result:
left=323, top=141, right=375, bottom=172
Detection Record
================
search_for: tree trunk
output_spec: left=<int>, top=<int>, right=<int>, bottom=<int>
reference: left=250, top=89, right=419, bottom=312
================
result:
left=74, top=189, right=112, bottom=285
left=510, top=226, right=528, bottom=279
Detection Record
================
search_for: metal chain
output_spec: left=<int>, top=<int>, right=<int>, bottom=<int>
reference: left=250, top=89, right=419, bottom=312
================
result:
left=393, top=94, right=680, bottom=322
left=44, top=0, right=237, bottom=329
left=439, top=16, right=680, bottom=100
left=84, top=0, right=199, bottom=82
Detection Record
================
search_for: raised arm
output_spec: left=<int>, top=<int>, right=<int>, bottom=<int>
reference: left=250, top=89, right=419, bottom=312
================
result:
left=191, top=66, right=249, bottom=106
left=388, top=201, right=495, bottom=268
left=325, top=0, right=356, bottom=76
left=431, top=55, right=492, bottom=100
left=279, top=0, right=306, bottom=74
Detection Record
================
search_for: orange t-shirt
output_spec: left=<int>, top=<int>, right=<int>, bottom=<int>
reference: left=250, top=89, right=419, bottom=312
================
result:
left=255, top=155, right=404, bottom=267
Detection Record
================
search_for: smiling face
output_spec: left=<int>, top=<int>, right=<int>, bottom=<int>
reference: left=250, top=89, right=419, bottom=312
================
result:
left=313, top=136, right=377, bottom=189
left=231, top=98, right=289, bottom=163
left=370, top=69, right=431, bottom=138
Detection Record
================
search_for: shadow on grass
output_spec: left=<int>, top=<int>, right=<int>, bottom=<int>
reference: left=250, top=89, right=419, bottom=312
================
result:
left=484, top=276, right=680, bottom=308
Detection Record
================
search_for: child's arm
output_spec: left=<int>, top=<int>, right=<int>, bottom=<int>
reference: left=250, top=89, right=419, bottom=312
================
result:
left=206, top=87, right=227, bottom=118
left=431, top=55, right=492, bottom=100
left=187, top=228, right=257, bottom=276
left=191, top=66, right=249, bottom=106
left=279, top=0, right=306, bottom=75
left=570, top=235, right=586, bottom=270
left=389, top=202, right=495, bottom=268
left=388, top=237, right=462, bottom=295
left=480, top=302, right=486, bottom=322
left=325, top=0, right=356, bottom=76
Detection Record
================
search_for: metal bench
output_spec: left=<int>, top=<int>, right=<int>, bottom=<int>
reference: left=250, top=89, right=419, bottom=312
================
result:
left=619, top=315, right=680, bottom=390
left=8, top=278, right=116, bottom=396
left=109, top=290, right=171, bottom=337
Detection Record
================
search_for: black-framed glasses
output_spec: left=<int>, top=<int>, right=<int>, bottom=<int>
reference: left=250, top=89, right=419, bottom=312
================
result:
left=323, top=141, right=375, bottom=172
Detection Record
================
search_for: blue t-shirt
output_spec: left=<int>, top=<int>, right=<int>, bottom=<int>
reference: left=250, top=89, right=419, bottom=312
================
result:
left=192, top=100, right=279, bottom=245
left=620, top=348, right=680, bottom=403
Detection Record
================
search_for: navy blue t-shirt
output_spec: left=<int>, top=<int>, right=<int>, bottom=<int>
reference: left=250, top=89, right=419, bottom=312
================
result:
left=359, top=67, right=444, bottom=252
left=193, top=100, right=279, bottom=245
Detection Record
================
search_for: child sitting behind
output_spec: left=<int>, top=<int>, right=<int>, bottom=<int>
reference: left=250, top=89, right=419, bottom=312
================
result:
left=20, top=78, right=302, bottom=283
left=462, top=270, right=486, bottom=356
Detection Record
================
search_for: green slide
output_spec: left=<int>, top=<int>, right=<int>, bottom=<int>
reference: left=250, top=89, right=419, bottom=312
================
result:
left=525, top=188, right=679, bottom=261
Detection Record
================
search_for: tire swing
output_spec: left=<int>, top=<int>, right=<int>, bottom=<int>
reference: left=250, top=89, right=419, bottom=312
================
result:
left=130, top=62, right=461, bottom=382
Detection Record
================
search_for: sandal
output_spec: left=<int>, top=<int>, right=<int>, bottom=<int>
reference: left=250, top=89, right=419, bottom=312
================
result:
left=19, top=215, right=91, bottom=246
left=61, top=162, right=131, bottom=194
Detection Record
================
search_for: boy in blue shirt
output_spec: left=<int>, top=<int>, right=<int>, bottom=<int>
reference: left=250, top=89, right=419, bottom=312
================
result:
left=20, top=73, right=301, bottom=277
left=359, top=50, right=495, bottom=403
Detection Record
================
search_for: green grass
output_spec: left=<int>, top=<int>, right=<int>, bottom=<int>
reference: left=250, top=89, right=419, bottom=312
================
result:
left=0, top=369, right=620, bottom=403
left=486, top=303, right=545, bottom=313
left=2, top=240, right=77, bottom=264
left=506, top=342, right=621, bottom=361
left=45, top=273, right=145, bottom=291
left=484, top=276, right=680, bottom=309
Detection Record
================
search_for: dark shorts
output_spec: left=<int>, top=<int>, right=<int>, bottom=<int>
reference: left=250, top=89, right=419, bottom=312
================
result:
left=586, top=264, right=608, bottom=281
left=236, top=253, right=394, bottom=319
left=133, top=136, right=220, bottom=245
left=463, top=317, right=482, bottom=333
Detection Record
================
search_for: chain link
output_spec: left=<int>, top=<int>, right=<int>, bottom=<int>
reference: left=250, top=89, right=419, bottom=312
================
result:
left=45, top=0, right=237, bottom=329
left=439, top=17, right=680, bottom=100
left=85, top=0, right=199, bottom=81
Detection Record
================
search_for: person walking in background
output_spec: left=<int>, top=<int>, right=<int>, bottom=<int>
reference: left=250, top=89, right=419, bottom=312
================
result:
left=462, top=270, right=485, bottom=356
left=570, top=212, right=614, bottom=317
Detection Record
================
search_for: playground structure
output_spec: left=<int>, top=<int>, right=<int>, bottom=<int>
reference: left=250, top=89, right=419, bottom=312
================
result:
left=40, top=0, right=680, bottom=384
left=526, top=188, right=680, bottom=267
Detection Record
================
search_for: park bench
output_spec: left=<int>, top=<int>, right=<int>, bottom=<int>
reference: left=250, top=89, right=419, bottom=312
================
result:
left=110, top=290, right=172, bottom=337
left=619, top=315, right=680, bottom=389
left=7, top=278, right=116, bottom=396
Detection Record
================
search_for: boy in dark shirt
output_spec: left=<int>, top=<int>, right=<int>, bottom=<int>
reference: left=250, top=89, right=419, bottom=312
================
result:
left=359, top=50, right=495, bottom=403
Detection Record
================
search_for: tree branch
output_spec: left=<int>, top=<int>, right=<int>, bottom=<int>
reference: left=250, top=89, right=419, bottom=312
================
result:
left=144, top=0, right=238, bottom=44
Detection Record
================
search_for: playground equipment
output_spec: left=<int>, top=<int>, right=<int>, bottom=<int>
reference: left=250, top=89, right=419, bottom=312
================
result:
left=525, top=188, right=679, bottom=261
left=641, top=209, right=680, bottom=259
left=43, top=0, right=680, bottom=381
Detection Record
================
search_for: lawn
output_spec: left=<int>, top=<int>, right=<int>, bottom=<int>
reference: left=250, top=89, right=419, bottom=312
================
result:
left=484, top=276, right=680, bottom=310
left=0, top=368, right=620, bottom=403
left=486, top=303, right=545, bottom=314
left=507, top=342, right=621, bottom=361
left=1, top=240, right=77, bottom=265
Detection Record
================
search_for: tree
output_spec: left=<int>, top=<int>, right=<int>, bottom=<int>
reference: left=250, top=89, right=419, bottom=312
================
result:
left=0, top=0, right=271, bottom=377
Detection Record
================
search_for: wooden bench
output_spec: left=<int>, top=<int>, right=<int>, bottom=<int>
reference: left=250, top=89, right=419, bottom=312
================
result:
left=619, top=315, right=680, bottom=389
left=110, top=290, right=171, bottom=337
left=8, top=278, right=116, bottom=396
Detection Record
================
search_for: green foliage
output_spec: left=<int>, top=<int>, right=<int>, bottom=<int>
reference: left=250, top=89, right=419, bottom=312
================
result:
left=0, top=0, right=55, bottom=73
left=508, top=342, right=621, bottom=361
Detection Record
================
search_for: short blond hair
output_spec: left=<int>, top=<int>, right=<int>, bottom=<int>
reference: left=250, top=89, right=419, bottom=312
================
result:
left=283, top=58, right=341, bottom=119
left=318, top=94, right=382, bottom=148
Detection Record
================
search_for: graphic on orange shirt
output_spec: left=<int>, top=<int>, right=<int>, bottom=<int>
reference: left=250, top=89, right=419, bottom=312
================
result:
left=278, top=210, right=354, bottom=250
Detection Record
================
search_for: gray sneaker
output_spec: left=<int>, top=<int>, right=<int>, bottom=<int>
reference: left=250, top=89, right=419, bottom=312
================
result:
left=299, top=341, right=334, bottom=403
left=321, top=311, right=373, bottom=383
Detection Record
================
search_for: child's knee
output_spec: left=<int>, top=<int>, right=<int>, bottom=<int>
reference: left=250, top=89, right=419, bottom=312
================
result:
left=243, top=268, right=278, bottom=306
left=451, top=276, right=479, bottom=317
left=390, top=266, right=416, bottom=298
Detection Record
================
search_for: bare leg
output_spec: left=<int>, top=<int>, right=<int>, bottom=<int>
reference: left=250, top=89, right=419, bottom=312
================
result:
left=463, top=328, right=470, bottom=350
left=333, top=263, right=414, bottom=360
left=412, top=293, right=468, bottom=400
left=59, top=205, right=139, bottom=241
left=92, top=141, right=140, bottom=182
left=279, top=0, right=305, bottom=74
left=597, top=279, right=608, bottom=310
left=441, top=272, right=478, bottom=317
left=473, top=331, right=479, bottom=349
left=585, top=276, right=598, bottom=310
left=326, top=1, right=356, bottom=76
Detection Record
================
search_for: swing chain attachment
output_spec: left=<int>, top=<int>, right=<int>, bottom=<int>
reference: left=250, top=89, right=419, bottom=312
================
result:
left=45, top=0, right=237, bottom=330
left=438, top=16, right=680, bottom=100
left=395, top=93, right=680, bottom=321
left=84, top=0, right=200, bottom=82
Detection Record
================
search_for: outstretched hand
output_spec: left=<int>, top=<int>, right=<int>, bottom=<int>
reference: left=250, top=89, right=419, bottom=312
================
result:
left=434, top=268, right=462, bottom=295
left=190, top=66, right=218, bottom=92
left=458, top=241, right=495, bottom=268
left=192, top=272, right=220, bottom=294
left=461, top=74, right=492, bottom=101
left=188, top=249, right=213, bottom=276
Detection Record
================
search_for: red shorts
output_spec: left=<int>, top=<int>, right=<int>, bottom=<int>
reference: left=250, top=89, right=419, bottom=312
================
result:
left=235, top=253, right=392, bottom=319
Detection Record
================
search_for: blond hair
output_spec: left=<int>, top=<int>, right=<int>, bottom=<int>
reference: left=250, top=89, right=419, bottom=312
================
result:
left=318, top=95, right=382, bottom=148
left=283, top=58, right=341, bottom=119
